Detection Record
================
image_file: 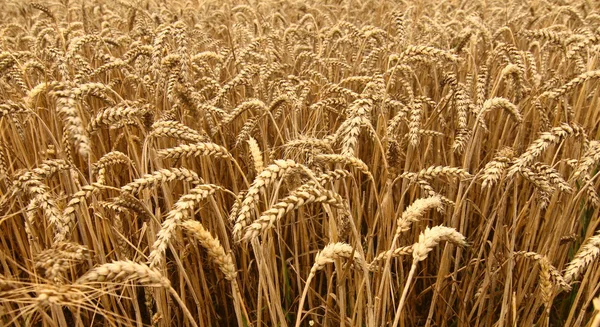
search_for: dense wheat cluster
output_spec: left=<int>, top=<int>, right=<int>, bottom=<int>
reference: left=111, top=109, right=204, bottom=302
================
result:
left=0, top=0, right=599, bottom=326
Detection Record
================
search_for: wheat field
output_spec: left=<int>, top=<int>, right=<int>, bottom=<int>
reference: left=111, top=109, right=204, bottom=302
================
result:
left=0, top=0, right=599, bottom=326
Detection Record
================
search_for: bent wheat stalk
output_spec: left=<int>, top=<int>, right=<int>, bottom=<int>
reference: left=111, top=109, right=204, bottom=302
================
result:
left=76, top=260, right=198, bottom=327
left=120, top=168, right=201, bottom=196
left=392, top=226, right=467, bottom=327
left=242, top=181, right=345, bottom=241
left=295, top=243, right=363, bottom=327
left=148, top=184, right=226, bottom=269
left=564, top=230, right=600, bottom=284
left=232, top=159, right=317, bottom=241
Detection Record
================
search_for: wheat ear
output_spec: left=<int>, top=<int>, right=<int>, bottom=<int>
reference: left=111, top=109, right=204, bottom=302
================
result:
left=247, top=136, right=264, bottom=174
left=480, top=147, right=515, bottom=188
left=314, top=154, right=373, bottom=180
left=542, top=70, right=600, bottom=99
left=514, top=251, right=571, bottom=301
left=120, top=168, right=201, bottom=196
left=564, top=231, right=600, bottom=284
left=181, top=220, right=237, bottom=280
left=87, top=101, right=149, bottom=133
left=157, top=142, right=233, bottom=160
left=507, top=123, right=586, bottom=175
left=92, top=151, right=133, bottom=184
left=396, top=196, right=443, bottom=234
left=400, top=166, right=472, bottom=181
left=76, top=260, right=169, bottom=287
left=572, top=140, right=600, bottom=179
left=147, top=184, right=223, bottom=268
left=183, top=222, right=248, bottom=327
left=50, top=90, right=91, bottom=157
left=369, top=246, right=413, bottom=271
left=476, top=97, right=522, bottom=131
left=34, top=242, right=90, bottom=282
left=148, top=120, right=207, bottom=143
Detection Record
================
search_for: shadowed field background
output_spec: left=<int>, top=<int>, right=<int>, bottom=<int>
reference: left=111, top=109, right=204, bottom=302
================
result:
left=0, top=0, right=599, bottom=326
